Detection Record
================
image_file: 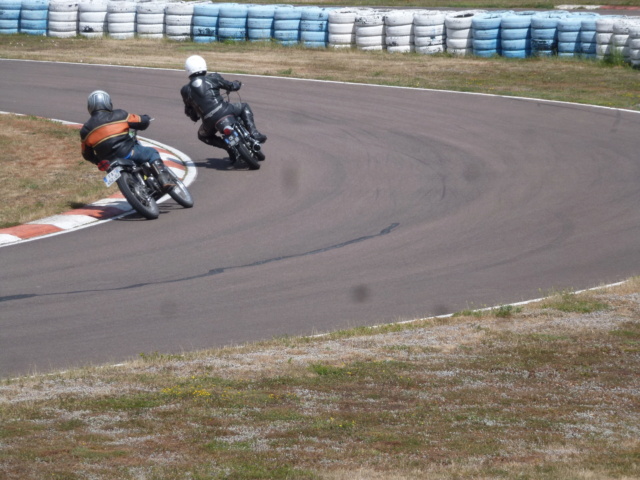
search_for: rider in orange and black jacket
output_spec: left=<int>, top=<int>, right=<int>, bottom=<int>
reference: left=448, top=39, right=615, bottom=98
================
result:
left=80, top=90, right=174, bottom=189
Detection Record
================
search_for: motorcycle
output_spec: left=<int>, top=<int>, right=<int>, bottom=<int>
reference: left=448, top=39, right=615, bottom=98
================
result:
left=215, top=113, right=265, bottom=170
left=102, top=132, right=194, bottom=220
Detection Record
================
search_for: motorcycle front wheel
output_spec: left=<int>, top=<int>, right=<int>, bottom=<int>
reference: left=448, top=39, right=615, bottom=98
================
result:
left=117, top=170, right=160, bottom=220
left=237, top=142, right=261, bottom=170
left=166, top=170, right=194, bottom=208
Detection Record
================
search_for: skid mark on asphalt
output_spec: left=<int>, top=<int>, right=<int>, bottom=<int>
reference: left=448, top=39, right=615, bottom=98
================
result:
left=0, top=223, right=400, bottom=303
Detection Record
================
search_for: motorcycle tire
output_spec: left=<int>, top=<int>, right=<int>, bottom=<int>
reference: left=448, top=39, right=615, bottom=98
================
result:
left=166, top=170, right=194, bottom=208
left=117, top=170, right=160, bottom=220
left=237, top=142, right=261, bottom=170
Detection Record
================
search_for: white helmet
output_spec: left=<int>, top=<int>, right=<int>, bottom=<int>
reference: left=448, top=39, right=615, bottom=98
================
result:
left=185, top=55, right=207, bottom=77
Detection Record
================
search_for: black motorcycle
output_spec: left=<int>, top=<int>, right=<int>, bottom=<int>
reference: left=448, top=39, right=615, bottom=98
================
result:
left=103, top=149, right=194, bottom=220
left=215, top=113, right=265, bottom=170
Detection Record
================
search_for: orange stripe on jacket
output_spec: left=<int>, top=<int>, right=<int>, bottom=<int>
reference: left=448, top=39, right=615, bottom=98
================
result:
left=82, top=114, right=141, bottom=148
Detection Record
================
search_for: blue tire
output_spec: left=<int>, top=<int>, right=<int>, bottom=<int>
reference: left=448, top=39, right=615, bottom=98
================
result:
left=501, top=38, right=531, bottom=50
left=218, top=27, right=246, bottom=40
left=274, top=6, right=301, bottom=20
left=300, top=30, right=326, bottom=42
left=193, top=35, right=217, bottom=43
left=273, top=19, right=300, bottom=31
left=473, top=28, right=500, bottom=40
left=194, top=4, right=220, bottom=16
left=558, top=30, right=580, bottom=43
left=193, top=26, right=216, bottom=37
left=248, top=28, right=272, bottom=39
left=0, top=9, right=20, bottom=20
left=247, top=17, right=273, bottom=29
left=193, top=16, right=218, bottom=28
left=501, top=12, right=535, bottom=29
left=20, top=19, right=47, bottom=30
left=501, top=27, right=530, bottom=40
left=473, top=38, right=499, bottom=50
left=273, top=29, right=298, bottom=41
left=218, top=17, right=246, bottom=28
left=502, top=48, right=530, bottom=58
left=531, top=28, right=557, bottom=40
left=300, top=20, right=326, bottom=32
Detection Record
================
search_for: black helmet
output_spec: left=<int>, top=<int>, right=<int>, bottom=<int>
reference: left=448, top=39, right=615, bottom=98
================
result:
left=87, top=90, right=113, bottom=114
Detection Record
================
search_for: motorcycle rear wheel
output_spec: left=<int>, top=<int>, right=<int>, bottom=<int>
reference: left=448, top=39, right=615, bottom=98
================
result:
left=166, top=170, right=194, bottom=208
left=117, top=170, right=160, bottom=219
left=237, top=142, right=261, bottom=170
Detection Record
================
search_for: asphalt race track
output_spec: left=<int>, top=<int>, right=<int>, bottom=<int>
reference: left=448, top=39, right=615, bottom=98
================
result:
left=1, top=59, right=639, bottom=378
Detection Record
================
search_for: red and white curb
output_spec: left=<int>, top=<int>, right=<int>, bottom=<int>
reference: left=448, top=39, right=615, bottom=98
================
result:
left=0, top=115, right=196, bottom=247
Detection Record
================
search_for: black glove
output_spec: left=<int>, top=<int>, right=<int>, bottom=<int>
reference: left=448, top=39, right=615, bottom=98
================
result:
left=231, top=81, right=242, bottom=91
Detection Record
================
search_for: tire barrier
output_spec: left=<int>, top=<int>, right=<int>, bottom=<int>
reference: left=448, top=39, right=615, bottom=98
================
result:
left=137, top=2, right=166, bottom=40
left=472, top=11, right=509, bottom=58
left=2, top=2, right=640, bottom=66
left=500, top=11, right=535, bottom=59
left=414, top=10, right=445, bottom=55
left=217, top=2, right=246, bottom=42
left=78, top=0, right=107, bottom=38
left=247, top=4, right=274, bottom=43
left=445, top=10, right=485, bottom=57
left=272, top=5, right=300, bottom=46
left=300, top=6, right=332, bottom=48
left=20, top=0, right=48, bottom=35
left=48, top=0, right=78, bottom=38
left=0, top=0, right=22, bottom=34
left=107, top=0, right=135, bottom=39
left=354, top=10, right=385, bottom=51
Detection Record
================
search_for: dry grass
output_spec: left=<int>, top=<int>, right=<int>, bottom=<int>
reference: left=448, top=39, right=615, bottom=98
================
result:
left=0, top=114, right=117, bottom=228
left=2, top=36, right=640, bottom=109
left=1, top=280, right=639, bottom=479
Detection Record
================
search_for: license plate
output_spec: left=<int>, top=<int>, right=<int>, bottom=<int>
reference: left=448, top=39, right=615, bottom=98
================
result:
left=225, top=134, right=239, bottom=146
left=103, top=166, right=122, bottom=187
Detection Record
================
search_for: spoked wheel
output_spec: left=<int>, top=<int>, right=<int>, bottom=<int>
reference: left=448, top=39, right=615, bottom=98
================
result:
left=237, top=143, right=260, bottom=170
left=116, top=170, right=160, bottom=220
left=166, top=170, right=194, bottom=208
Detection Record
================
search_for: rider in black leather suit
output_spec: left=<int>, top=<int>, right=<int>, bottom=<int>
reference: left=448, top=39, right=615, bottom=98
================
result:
left=180, top=55, right=267, bottom=162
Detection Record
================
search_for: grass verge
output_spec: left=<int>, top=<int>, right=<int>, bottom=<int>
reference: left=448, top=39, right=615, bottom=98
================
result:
left=1, top=279, right=639, bottom=479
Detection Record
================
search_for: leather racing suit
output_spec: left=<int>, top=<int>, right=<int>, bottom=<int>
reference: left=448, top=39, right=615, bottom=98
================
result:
left=180, top=72, right=266, bottom=157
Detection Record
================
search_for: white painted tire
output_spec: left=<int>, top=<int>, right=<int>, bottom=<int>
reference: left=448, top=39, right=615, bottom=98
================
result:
left=137, top=23, right=163, bottom=34
left=48, top=29, right=77, bottom=37
left=384, top=10, right=414, bottom=26
left=386, top=35, right=413, bottom=46
left=107, top=12, right=134, bottom=23
left=107, top=1, right=135, bottom=13
left=416, top=44, right=444, bottom=54
left=356, top=24, right=384, bottom=36
left=108, top=22, right=135, bottom=33
left=137, top=13, right=164, bottom=25
left=49, top=1, right=79, bottom=12
left=138, top=32, right=164, bottom=39
left=328, top=32, right=355, bottom=44
left=414, top=24, right=445, bottom=36
left=630, top=37, right=640, bottom=49
left=595, top=17, right=620, bottom=34
left=449, top=47, right=473, bottom=56
left=385, top=23, right=413, bottom=36
left=413, top=11, right=445, bottom=26
left=48, top=20, right=78, bottom=31
left=79, top=21, right=105, bottom=32
left=137, top=2, right=166, bottom=15
left=446, top=27, right=472, bottom=39
left=359, top=44, right=385, bottom=51
left=328, top=9, right=357, bottom=24
left=613, top=19, right=640, bottom=35
left=165, top=2, right=193, bottom=16
left=165, top=24, right=190, bottom=36
left=356, top=34, right=384, bottom=46
left=79, top=11, right=107, bottom=22
left=447, top=37, right=473, bottom=49
left=414, top=35, right=444, bottom=46
left=355, top=13, right=384, bottom=26
left=165, top=14, right=192, bottom=27
left=596, top=32, right=613, bottom=44
left=387, top=44, right=414, bottom=53
left=79, top=1, right=108, bottom=12
left=328, top=22, right=354, bottom=34
left=445, top=11, right=480, bottom=30
left=612, top=34, right=630, bottom=46
left=48, top=10, right=78, bottom=21
left=596, top=43, right=612, bottom=55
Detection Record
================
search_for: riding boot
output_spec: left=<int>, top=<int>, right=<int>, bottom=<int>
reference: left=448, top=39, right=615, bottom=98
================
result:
left=198, top=130, right=236, bottom=163
left=240, top=105, right=267, bottom=143
left=153, top=160, right=176, bottom=190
